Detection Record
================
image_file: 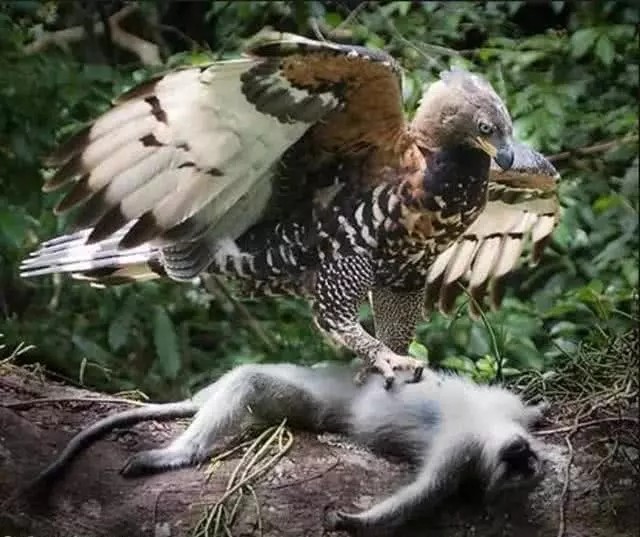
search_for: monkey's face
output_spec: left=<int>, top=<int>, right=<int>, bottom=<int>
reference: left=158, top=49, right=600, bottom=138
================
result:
left=481, top=426, right=544, bottom=498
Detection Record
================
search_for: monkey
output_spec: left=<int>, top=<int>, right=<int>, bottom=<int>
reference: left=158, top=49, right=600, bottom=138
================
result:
left=21, top=363, right=547, bottom=533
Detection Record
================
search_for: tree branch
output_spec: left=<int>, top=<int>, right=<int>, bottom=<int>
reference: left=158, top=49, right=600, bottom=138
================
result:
left=109, top=4, right=162, bottom=66
left=547, top=135, right=638, bottom=163
left=0, top=370, right=637, bottom=537
left=24, top=3, right=162, bottom=66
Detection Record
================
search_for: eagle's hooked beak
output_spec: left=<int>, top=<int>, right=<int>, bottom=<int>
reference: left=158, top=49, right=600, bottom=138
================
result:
left=494, top=139, right=515, bottom=171
left=475, top=135, right=515, bottom=171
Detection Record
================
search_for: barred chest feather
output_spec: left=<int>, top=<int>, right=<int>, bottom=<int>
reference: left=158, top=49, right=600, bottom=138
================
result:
left=235, top=146, right=491, bottom=295
left=377, top=146, right=491, bottom=290
left=312, top=146, right=491, bottom=291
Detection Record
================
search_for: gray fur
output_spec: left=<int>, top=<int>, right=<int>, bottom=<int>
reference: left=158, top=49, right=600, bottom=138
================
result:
left=27, top=363, right=546, bottom=533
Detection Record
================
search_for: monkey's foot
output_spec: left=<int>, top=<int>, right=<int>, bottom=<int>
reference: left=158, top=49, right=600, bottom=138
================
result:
left=120, top=447, right=195, bottom=477
left=121, top=451, right=164, bottom=477
left=359, top=351, right=425, bottom=389
left=323, top=507, right=360, bottom=533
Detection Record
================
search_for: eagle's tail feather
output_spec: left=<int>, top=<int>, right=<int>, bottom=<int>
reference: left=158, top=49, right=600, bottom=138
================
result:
left=20, top=224, right=164, bottom=284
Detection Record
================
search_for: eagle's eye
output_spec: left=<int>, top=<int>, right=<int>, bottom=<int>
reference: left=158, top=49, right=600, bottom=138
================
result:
left=477, top=119, right=494, bottom=135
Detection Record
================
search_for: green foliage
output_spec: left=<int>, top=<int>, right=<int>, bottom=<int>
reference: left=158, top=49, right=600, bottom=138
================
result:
left=0, top=1, right=637, bottom=396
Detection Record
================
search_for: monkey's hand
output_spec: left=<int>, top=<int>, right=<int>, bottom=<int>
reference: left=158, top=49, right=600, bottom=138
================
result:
left=323, top=506, right=362, bottom=534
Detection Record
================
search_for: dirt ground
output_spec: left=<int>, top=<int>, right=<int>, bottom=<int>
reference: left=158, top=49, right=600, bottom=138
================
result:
left=0, top=368, right=637, bottom=537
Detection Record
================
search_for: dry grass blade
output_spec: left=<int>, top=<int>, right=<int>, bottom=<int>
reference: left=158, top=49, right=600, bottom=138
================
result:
left=191, top=420, right=293, bottom=537
left=518, top=328, right=639, bottom=537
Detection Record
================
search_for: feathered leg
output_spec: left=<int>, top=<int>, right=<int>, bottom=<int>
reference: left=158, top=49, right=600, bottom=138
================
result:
left=313, top=256, right=425, bottom=387
left=370, top=288, right=425, bottom=354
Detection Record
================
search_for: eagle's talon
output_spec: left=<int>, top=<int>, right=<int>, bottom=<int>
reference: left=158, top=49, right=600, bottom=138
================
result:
left=365, top=352, right=426, bottom=388
left=409, top=366, right=424, bottom=383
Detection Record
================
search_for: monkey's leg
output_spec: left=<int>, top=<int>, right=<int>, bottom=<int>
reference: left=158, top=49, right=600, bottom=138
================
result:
left=324, top=437, right=471, bottom=532
left=314, top=256, right=424, bottom=388
left=121, top=364, right=328, bottom=477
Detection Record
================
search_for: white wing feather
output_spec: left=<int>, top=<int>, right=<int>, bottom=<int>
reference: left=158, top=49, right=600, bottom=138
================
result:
left=425, top=196, right=559, bottom=317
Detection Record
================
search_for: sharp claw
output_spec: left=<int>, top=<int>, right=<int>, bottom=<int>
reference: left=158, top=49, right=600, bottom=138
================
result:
left=405, top=366, right=423, bottom=384
left=353, top=368, right=367, bottom=386
left=384, top=375, right=395, bottom=390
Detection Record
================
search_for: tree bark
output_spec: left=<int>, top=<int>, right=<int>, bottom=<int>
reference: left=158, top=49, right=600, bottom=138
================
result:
left=0, top=371, right=637, bottom=537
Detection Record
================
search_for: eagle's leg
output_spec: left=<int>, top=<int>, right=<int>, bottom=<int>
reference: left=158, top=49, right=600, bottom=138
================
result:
left=313, top=256, right=425, bottom=388
left=370, top=287, right=425, bottom=356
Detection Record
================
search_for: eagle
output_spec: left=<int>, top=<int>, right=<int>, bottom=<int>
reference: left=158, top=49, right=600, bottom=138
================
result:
left=20, top=32, right=560, bottom=387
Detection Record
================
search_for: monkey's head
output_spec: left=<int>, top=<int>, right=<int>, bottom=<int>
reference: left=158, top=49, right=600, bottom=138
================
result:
left=476, top=390, right=546, bottom=498
left=483, top=430, right=544, bottom=499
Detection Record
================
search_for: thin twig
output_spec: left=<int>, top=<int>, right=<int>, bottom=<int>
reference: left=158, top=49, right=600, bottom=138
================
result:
left=109, top=4, right=162, bottom=66
left=269, top=458, right=341, bottom=490
left=24, top=3, right=162, bottom=66
left=548, top=135, right=638, bottom=163
left=536, top=416, right=639, bottom=436
left=556, top=433, right=574, bottom=537
left=1, top=396, right=147, bottom=410
left=334, top=2, right=368, bottom=34
left=308, top=17, right=327, bottom=42
left=246, top=484, right=263, bottom=537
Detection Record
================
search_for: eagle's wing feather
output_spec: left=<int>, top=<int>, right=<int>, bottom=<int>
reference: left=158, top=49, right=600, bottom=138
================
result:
left=42, top=32, right=404, bottom=253
left=425, top=142, right=560, bottom=318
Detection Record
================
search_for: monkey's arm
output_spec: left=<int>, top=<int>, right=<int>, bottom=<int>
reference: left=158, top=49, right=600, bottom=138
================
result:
left=324, top=434, right=475, bottom=532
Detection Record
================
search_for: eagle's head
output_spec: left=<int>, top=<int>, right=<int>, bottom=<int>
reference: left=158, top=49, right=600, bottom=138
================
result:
left=412, top=67, right=515, bottom=170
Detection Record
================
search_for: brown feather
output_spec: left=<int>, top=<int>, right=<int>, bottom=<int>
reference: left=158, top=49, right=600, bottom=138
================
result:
left=54, top=174, right=92, bottom=213
left=88, top=206, right=129, bottom=244
left=281, top=52, right=407, bottom=170
left=119, top=212, right=161, bottom=249
left=43, top=154, right=84, bottom=192
left=45, top=126, right=91, bottom=167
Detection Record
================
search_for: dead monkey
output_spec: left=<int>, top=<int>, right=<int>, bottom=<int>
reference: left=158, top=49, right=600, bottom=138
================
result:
left=23, top=364, right=547, bottom=533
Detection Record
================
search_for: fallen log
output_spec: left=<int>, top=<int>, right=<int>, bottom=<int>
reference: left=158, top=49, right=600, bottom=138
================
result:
left=0, top=370, right=637, bottom=537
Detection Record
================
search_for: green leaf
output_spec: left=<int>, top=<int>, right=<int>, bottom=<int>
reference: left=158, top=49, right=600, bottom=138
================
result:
left=595, top=35, right=615, bottom=66
left=108, top=307, right=134, bottom=352
left=441, top=356, right=475, bottom=373
left=71, top=335, right=113, bottom=364
left=324, top=12, right=342, bottom=27
left=501, top=367, right=522, bottom=377
left=408, top=341, right=429, bottom=361
left=468, top=324, right=491, bottom=356
left=570, top=28, right=597, bottom=58
left=152, top=306, right=181, bottom=380
left=549, top=321, right=578, bottom=337
left=476, top=355, right=497, bottom=374
left=622, top=259, right=639, bottom=287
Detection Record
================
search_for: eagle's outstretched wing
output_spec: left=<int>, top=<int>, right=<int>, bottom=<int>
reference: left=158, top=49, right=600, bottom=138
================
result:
left=424, top=142, right=560, bottom=318
left=42, top=31, right=405, bottom=251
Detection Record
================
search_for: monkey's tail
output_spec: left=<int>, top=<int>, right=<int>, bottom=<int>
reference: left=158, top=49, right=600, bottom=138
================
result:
left=25, top=401, right=197, bottom=493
